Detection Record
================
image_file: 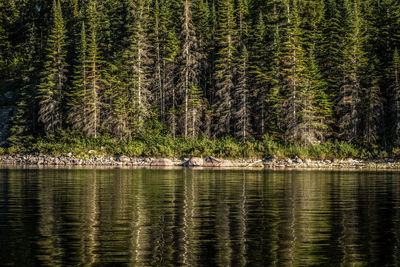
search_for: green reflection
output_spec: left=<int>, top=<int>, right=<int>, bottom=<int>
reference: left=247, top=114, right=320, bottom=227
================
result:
left=1, top=169, right=400, bottom=266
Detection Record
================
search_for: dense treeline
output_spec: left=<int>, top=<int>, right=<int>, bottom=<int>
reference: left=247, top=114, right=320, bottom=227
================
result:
left=1, top=0, right=400, bottom=151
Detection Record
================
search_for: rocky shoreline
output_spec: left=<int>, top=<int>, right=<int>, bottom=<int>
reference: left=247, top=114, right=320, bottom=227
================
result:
left=0, top=154, right=400, bottom=169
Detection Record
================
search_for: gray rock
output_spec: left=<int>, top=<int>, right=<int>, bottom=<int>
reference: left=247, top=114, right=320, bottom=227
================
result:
left=183, top=157, right=204, bottom=167
left=265, top=155, right=278, bottom=162
left=118, top=156, right=131, bottom=163
left=294, top=157, right=303, bottom=164
left=151, top=158, right=173, bottom=166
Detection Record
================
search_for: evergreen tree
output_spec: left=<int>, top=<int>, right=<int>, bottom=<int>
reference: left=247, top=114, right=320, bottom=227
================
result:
left=69, top=22, right=88, bottom=131
left=213, top=0, right=237, bottom=137
left=193, top=0, right=211, bottom=101
left=38, top=0, right=68, bottom=133
left=362, top=60, right=382, bottom=144
left=249, top=11, right=266, bottom=137
left=8, top=23, right=40, bottom=146
left=0, top=2, right=6, bottom=78
left=236, top=0, right=249, bottom=43
left=234, top=46, right=251, bottom=141
left=178, top=0, right=201, bottom=137
left=188, top=84, right=205, bottom=138
left=336, top=0, right=366, bottom=142
left=84, top=0, right=105, bottom=138
left=151, top=0, right=164, bottom=121
left=320, top=0, right=346, bottom=102
left=275, top=0, right=325, bottom=144
left=149, top=0, right=180, bottom=138
left=121, top=0, right=153, bottom=137
left=389, top=48, right=400, bottom=144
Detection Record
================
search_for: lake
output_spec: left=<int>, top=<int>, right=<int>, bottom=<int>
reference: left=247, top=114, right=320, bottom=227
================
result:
left=1, top=168, right=400, bottom=266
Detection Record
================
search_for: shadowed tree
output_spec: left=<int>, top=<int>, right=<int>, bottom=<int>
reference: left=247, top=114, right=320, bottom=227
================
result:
left=213, top=0, right=237, bottom=137
left=38, top=0, right=67, bottom=133
left=178, top=0, right=201, bottom=137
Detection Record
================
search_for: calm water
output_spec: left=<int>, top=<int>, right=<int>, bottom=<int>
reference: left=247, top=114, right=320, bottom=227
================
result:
left=1, top=168, right=400, bottom=266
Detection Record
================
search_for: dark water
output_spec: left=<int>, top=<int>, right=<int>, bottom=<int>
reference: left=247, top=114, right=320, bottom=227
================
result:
left=1, top=168, right=400, bottom=266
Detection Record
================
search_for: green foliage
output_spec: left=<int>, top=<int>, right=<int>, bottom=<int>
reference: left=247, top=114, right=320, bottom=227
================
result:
left=4, top=129, right=394, bottom=160
left=2, top=0, right=400, bottom=153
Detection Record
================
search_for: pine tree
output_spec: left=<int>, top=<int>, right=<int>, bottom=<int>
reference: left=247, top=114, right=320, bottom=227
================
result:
left=262, top=0, right=288, bottom=137
left=193, top=0, right=211, bottom=102
left=213, top=0, right=237, bottom=137
left=301, top=0, right=332, bottom=138
left=151, top=0, right=165, bottom=121
left=274, top=0, right=325, bottom=144
left=300, top=0, right=325, bottom=58
left=84, top=0, right=105, bottom=138
left=188, top=84, right=205, bottom=138
left=8, top=23, right=39, bottom=146
left=336, top=0, right=366, bottom=142
left=389, top=48, right=400, bottom=144
left=38, top=0, right=68, bottom=133
left=320, top=0, right=347, bottom=102
left=234, top=46, right=251, bottom=141
left=236, top=0, right=249, bottom=43
left=69, top=22, right=88, bottom=131
left=0, top=2, right=6, bottom=79
left=178, top=0, right=201, bottom=137
left=149, top=0, right=181, bottom=138
left=122, top=0, right=152, bottom=137
left=362, top=60, right=382, bottom=144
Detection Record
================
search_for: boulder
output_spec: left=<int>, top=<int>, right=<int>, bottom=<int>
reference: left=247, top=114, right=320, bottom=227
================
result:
left=265, top=155, right=278, bottom=162
left=183, top=157, right=204, bottom=167
left=203, top=156, right=234, bottom=167
left=151, top=158, right=173, bottom=166
left=293, top=156, right=302, bottom=164
left=118, top=156, right=131, bottom=163
left=219, top=159, right=233, bottom=167
left=203, top=156, right=221, bottom=167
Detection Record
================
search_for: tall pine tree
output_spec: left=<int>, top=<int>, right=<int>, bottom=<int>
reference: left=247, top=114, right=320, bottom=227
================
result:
left=38, top=0, right=68, bottom=133
left=213, top=0, right=237, bottom=137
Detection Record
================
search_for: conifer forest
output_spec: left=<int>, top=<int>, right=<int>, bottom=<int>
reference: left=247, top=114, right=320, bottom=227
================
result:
left=1, top=0, right=400, bottom=157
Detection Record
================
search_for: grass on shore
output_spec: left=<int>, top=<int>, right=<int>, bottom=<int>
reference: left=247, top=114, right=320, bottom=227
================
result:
left=1, top=130, right=399, bottom=160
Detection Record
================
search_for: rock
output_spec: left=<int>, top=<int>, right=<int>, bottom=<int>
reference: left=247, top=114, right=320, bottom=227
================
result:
left=304, top=158, right=311, bottom=164
left=203, top=156, right=221, bottom=167
left=203, top=156, right=234, bottom=167
left=294, top=157, right=303, bottom=164
left=265, top=155, right=278, bottom=162
left=285, top=158, right=292, bottom=164
left=219, top=159, right=233, bottom=167
left=183, top=157, right=204, bottom=167
left=67, top=152, right=72, bottom=157
left=151, top=158, right=173, bottom=166
left=88, top=150, right=96, bottom=155
left=118, top=156, right=131, bottom=163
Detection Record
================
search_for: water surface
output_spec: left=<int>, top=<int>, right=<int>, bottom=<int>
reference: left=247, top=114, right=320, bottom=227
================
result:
left=1, top=168, right=400, bottom=266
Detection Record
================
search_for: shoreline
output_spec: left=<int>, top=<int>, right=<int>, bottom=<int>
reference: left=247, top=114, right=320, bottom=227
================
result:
left=1, top=155, right=400, bottom=170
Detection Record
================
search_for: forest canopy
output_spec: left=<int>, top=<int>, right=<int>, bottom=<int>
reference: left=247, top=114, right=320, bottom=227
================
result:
left=1, top=0, right=400, bottom=154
